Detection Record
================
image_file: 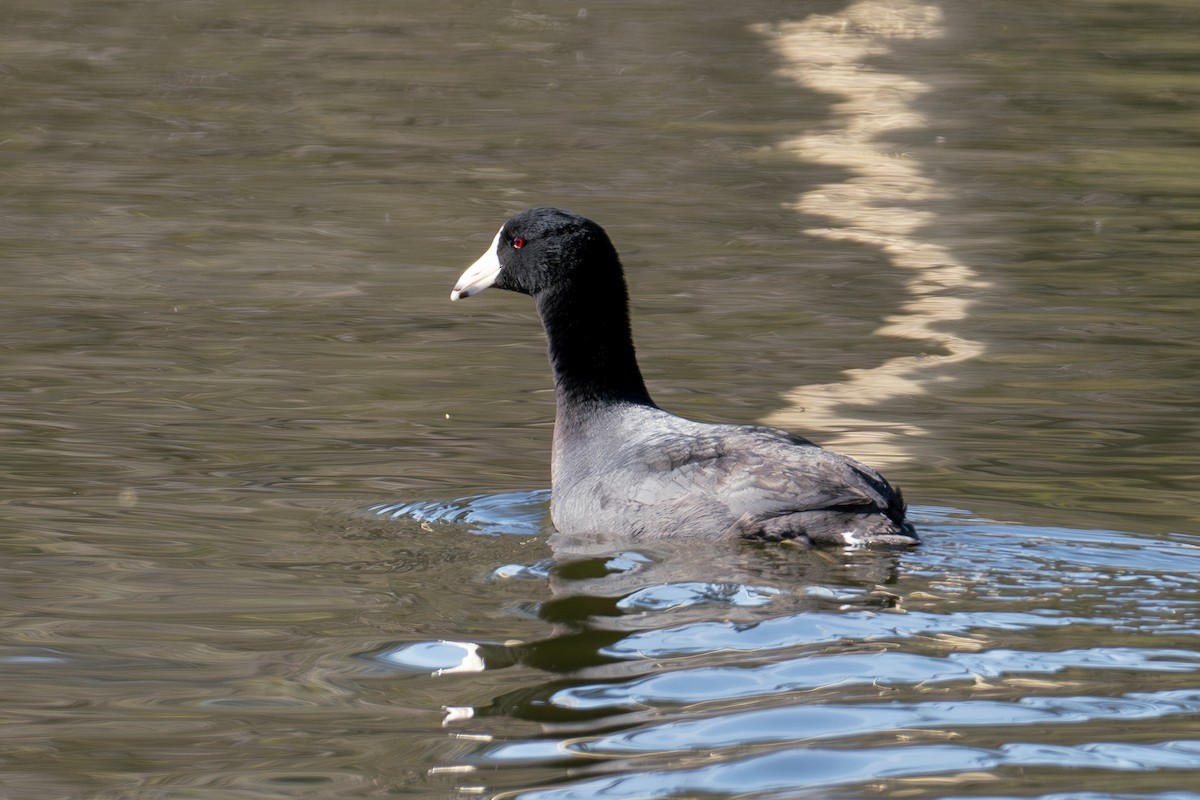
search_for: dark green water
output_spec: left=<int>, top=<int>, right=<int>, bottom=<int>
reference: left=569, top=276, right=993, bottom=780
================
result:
left=1, top=1, right=1198, bottom=798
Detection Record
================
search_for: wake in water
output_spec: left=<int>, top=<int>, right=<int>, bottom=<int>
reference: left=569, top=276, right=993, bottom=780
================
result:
left=360, top=491, right=1200, bottom=798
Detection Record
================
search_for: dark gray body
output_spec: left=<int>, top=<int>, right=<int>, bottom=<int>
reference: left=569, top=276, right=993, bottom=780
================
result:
left=552, top=401, right=915, bottom=546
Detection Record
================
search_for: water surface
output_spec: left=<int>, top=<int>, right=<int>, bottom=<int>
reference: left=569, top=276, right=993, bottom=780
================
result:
left=1, top=0, right=1198, bottom=798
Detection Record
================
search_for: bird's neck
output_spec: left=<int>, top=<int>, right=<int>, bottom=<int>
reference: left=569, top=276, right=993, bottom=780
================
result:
left=536, top=283, right=655, bottom=411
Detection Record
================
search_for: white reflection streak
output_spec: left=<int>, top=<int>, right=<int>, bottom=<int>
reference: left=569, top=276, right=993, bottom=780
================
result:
left=754, top=1, right=989, bottom=465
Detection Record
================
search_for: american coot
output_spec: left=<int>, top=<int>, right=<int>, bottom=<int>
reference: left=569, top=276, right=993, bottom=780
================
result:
left=451, top=208, right=918, bottom=547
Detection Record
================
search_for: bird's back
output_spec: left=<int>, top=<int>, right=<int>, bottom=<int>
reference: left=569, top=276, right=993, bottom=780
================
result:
left=550, top=404, right=916, bottom=546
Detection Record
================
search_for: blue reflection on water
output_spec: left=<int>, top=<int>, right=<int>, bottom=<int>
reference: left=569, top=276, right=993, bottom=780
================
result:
left=367, top=489, right=551, bottom=536
left=370, top=492, right=1200, bottom=798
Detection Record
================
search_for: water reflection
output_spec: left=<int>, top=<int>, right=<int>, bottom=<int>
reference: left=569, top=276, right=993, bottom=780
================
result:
left=758, top=0, right=990, bottom=467
left=4, top=0, right=1200, bottom=797
left=369, top=490, right=552, bottom=536
left=366, top=492, right=1200, bottom=798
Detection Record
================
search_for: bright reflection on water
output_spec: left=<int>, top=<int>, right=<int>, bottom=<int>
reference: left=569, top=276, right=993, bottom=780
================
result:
left=1, top=0, right=1199, bottom=797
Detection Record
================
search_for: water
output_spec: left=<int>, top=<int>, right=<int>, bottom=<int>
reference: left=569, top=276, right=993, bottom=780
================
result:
left=1, top=0, right=1198, bottom=797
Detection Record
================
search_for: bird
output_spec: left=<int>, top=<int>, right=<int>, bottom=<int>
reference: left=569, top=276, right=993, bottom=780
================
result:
left=450, top=207, right=917, bottom=547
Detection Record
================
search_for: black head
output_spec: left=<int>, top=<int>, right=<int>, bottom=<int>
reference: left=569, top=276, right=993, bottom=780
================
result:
left=451, top=208, right=621, bottom=301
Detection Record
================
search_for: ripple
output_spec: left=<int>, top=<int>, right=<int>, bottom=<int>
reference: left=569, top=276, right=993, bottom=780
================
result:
left=433, top=510, right=1200, bottom=798
left=615, top=582, right=785, bottom=612
left=366, top=489, right=550, bottom=536
left=599, top=608, right=1079, bottom=660
left=490, top=740, right=1200, bottom=800
left=547, top=648, right=1200, bottom=712
left=492, top=744, right=996, bottom=800
left=374, top=639, right=519, bottom=675
left=476, top=689, right=1200, bottom=762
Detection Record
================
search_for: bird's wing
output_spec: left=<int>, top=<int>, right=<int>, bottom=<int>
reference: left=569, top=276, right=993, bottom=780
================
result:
left=627, top=424, right=894, bottom=516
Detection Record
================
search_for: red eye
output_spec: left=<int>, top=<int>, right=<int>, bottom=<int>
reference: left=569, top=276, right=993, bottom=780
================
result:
left=512, top=237, right=525, bottom=249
